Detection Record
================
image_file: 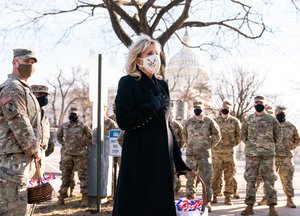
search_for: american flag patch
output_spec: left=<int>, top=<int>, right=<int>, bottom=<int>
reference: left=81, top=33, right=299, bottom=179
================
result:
left=1, top=95, right=13, bottom=105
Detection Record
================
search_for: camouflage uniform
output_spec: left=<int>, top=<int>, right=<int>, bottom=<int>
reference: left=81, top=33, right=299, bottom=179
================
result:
left=256, top=105, right=274, bottom=192
left=59, top=140, right=76, bottom=197
left=0, top=48, right=41, bottom=216
left=275, top=106, right=300, bottom=207
left=57, top=107, right=92, bottom=205
left=31, top=85, right=55, bottom=174
left=45, top=133, right=55, bottom=157
left=104, top=116, right=118, bottom=135
left=212, top=102, right=241, bottom=204
left=241, top=96, right=280, bottom=216
left=183, top=100, right=221, bottom=206
left=169, top=119, right=185, bottom=195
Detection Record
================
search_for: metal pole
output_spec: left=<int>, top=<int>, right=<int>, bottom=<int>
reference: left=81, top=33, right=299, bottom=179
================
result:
left=113, top=157, right=117, bottom=198
left=96, top=54, right=102, bottom=213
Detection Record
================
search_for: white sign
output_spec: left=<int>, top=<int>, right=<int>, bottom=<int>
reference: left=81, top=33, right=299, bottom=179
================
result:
left=109, top=129, right=122, bottom=157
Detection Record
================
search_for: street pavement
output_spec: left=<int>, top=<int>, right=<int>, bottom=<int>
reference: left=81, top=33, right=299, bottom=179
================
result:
left=208, top=160, right=300, bottom=216
left=45, top=146, right=300, bottom=215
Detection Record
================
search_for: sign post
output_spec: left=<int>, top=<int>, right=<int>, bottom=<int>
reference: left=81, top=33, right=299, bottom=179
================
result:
left=109, top=129, right=122, bottom=198
left=109, top=129, right=122, bottom=157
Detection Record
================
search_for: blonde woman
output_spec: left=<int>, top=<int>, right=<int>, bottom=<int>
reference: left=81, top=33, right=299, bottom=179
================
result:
left=113, top=35, right=190, bottom=216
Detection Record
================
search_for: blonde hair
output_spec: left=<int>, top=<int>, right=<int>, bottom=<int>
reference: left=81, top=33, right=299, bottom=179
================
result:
left=125, top=34, right=161, bottom=79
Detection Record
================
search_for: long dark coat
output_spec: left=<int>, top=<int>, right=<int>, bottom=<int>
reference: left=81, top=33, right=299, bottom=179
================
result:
left=113, top=72, right=188, bottom=216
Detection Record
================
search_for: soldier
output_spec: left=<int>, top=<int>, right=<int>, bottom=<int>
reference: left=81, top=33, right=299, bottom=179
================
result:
left=258, top=105, right=300, bottom=208
left=31, top=85, right=55, bottom=174
left=183, top=99, right=221, bottom=212
left=256, top=104, right=275, bottom=205
left=57, top=107, right=92, bottom=207
left=265, top=105, right=274, bottom=115
left=103, top=106, right=119, bottom=198
left=0, top=49, right=41, bottom=215
left=241, top=96, right=280, bottom=216
left=212, top=101, right=241, bottom=205
left=169, top=111, right=185, bottom=198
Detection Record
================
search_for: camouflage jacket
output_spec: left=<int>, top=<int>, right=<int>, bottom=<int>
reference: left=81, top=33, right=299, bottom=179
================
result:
left=0, top=74, right=41, bottom=156
left=104, top=116, right=118, bottom=136
left=276, top=121, right=300, bottom=157
left=241, top=113, right=280, bottom=157
left=57, top=120, right=92, bottom=155
left=40, top=109, right=50, bottom=150
left=183, top=116, right=221, bottom=158
left=213, top=115, right=241, bottom=155
left=169, top=119, right=184, bottom=149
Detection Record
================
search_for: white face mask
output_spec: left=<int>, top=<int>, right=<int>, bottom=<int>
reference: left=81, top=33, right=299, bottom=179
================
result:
left=139, top=54, right=161, bottom=74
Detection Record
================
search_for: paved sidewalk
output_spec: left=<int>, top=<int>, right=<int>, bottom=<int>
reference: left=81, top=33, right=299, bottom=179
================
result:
left=44, top=146, right=300, bottom=215
left=208, top=160, right=300, bottom=216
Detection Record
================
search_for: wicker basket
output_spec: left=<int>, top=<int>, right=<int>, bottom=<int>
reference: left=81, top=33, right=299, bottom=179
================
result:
left=28, top=182, right=54, bottom=204
left=27, top=160, right=54, bottom=204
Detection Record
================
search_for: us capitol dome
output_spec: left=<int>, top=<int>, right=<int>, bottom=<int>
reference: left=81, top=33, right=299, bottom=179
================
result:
left=165, top=30, right=212, bottom=119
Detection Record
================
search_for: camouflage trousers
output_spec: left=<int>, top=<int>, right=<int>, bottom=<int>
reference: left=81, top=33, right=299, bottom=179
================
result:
left=174, top=174, right=182, bottom=193
left=276, top=156, right=295, bottom=197
left=0, top=153, right=36, bottom=215
left=211, top=153, right=237, bottom=196
left=185, top=156, right=213, bottom=203
left=244, top=156, right=277, bottom=206
left=59, top=154, right=88, bottom=196
left=173, top=166, right=182, bottom=193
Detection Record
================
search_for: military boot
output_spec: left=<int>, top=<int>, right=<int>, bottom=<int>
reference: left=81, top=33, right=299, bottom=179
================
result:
left=286, top=196, right=296, bottom=208
left=269, top=205, right=278, bottom=216
left=206, top=202, right=212, bottom=212
left=57, top=195, right=65, bottom=205
left=224, top=195, right=233, bottom=205
left=62, top=192, right=68, bottom=198
left=241, top=204, right=254, bottom=215
left=211, top=194, right=218, bottom=204
left=257, top=198, right=268, bottom=206
left=80, top=194, right=88, bottom=207
left=69, top=187, right=74, bottom=198
left=233, top=191, right=240, bottom=199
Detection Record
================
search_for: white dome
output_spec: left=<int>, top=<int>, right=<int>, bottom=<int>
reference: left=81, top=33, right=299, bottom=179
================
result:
left=166, top=31, right=208, bottom=81
left=166, top=32, right=210, bottom=103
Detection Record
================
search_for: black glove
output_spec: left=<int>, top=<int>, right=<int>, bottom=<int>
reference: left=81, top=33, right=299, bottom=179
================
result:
left=159, top=93, right=169, bottom=111
left=150, top=91, right=162, bottom=112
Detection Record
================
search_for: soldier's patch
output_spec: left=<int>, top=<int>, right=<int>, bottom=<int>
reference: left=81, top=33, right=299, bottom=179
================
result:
left=4, top=101, right=15, bottom=112
left=1, top=95, right=13, bottom=105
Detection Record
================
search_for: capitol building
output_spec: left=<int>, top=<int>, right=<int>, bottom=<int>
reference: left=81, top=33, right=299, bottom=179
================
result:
left=165, top=31, right=212, bottom=119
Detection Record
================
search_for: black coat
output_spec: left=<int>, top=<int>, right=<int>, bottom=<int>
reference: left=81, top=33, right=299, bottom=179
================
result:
left=113, top=72, right=189, bottom=216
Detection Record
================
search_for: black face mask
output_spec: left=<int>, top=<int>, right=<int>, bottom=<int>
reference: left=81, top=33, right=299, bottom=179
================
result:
left=221, top=109, right=229, bottom=115
left=254, top=104, right=265, bottom=112
left=37, top=96, right=48, bottom=107
left=69, top=113, right=78, bottom=122
left=276, top=113, right=286, bottom=123
left=194, top=108, right=202, bottom=116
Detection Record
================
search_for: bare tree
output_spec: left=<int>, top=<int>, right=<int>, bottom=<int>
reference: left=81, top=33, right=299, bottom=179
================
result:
left=168, top=64, right=211, bottom=102
left=47, top=67, right=92, bottom=127
left=213, top=66, right=266, bottom=121
left=2, top=1, right=268, bottom=78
